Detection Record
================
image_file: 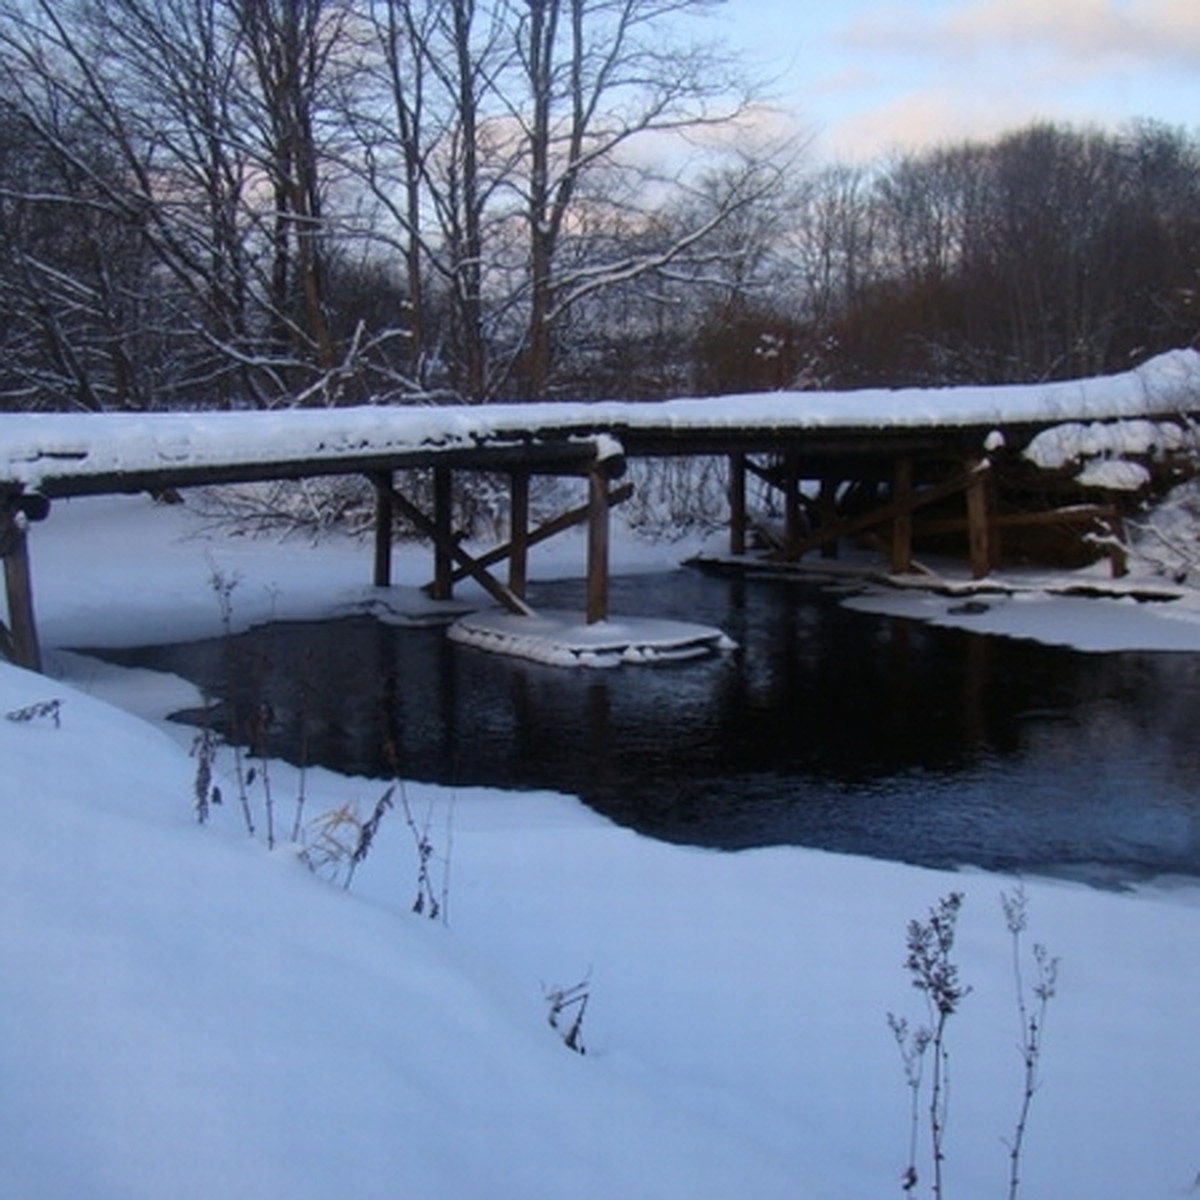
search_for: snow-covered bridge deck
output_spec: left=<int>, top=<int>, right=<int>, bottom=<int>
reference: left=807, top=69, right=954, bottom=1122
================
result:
left=2, top=349, right=1198, bottom=498
left=3, top=349, right=1200, bottom=671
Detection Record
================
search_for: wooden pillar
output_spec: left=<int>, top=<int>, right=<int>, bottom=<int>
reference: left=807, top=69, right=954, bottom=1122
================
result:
left=818, top=476, right=839, bottom=560
left=1107, top=513, right=1129, bottom=579
left=728, top=453, right=747, bottom=556
left=965, top=460, right=994, bottom=579
left=891, top=457, right=914, bottom=573
left=783, top=453, right=803, bottom=559
left=586, top=468, right=610, bottom=625
left=372, top=471, right=393, bottom=588
left=2, top=517, right=43, bottom=673
left=430, top=465, right=453, bottom=600
left=509, top=470, right=530, bottom=598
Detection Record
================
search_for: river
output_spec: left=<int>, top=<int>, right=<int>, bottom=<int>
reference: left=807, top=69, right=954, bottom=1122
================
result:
left=82, top=568, right=1200, bottom=886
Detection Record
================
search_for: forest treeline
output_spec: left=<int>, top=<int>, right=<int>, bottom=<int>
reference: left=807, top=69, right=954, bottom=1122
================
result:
left=1, top=0, right=1197, bottom=413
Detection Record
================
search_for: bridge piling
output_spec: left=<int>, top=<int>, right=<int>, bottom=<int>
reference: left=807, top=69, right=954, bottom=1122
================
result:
left=586, top=467, right=611, bottom=624
left=372, top=471, right=394, bottom=588
left=508, top=471, right=530, bottom=598
left=1, top=502, right=43, bottom=673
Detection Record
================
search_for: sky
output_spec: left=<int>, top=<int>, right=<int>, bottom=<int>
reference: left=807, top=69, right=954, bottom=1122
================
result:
left=717, top=0, right=1200, bottom=162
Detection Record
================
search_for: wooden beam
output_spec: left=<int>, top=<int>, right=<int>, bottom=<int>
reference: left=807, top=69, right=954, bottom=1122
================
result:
left=508, top=471, right=530, bottom=598
left=891, top=457, right=914, bottom=573
left=430, top=466, right=453, bottom=601
left=916, top=504, right=1121, bottom=535
left=1103, top=511, right=1129, bottom=578
left=728, top=453, right=747, bottom=556
left=387, top=484, right=535, bottom=617
left=783, top=454, right=803, bottom=558
left=920, top=503, right=1131, bottom=579
left=371, top=471, right=393, bottom=588
left=964, top=458, right=994, bottom=578
left=2, top=513, right=42, bottom=672
left=773, top=462, right=991, bottom=563
left=818, top=476, right=839, bottom=559
left=586, top=468, right=610, bottom=625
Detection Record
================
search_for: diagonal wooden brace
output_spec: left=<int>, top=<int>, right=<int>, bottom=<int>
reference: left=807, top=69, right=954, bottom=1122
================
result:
left=441, top=481, right=634, bottom=590
left=772, top=461, right=992, bottom=565
left=386, top=484, right=536, bottom=617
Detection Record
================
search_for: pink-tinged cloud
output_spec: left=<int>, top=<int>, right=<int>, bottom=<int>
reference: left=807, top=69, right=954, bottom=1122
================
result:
left=820, top=87, right=1102, bottom=162
left=842, top=0, right=1200, bottom=68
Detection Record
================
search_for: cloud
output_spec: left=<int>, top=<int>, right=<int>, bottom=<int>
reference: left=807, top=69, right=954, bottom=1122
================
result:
left=816, top=82, right=1129, bottom=163
left=819, top=88, right=1040, bottom=161
left=842, top=0, right=1200, bottom=69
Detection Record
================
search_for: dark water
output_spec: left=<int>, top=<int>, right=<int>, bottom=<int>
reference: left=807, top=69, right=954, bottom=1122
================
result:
left=83, top=569, right=1200, bottom=884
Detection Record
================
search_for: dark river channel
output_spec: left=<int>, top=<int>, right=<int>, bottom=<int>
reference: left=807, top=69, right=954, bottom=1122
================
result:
left=84, top=569, right=1200, bottom=885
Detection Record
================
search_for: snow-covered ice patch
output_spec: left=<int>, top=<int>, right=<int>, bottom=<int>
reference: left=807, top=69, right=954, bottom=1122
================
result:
left=844, top=585, right=1200, bottom=652
left=449, top=608, right=736, bottom=667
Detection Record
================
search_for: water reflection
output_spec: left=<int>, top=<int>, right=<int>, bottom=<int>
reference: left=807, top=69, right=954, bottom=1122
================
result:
left=82, top=569, right=1200, bottom=883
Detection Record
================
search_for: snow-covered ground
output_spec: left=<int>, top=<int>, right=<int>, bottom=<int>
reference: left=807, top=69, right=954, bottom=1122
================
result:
left=4, top=493, right=1200, bottom=1200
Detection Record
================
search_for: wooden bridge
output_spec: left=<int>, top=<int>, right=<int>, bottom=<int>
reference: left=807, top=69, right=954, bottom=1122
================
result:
left=3, top=349, right=1199, bottom=671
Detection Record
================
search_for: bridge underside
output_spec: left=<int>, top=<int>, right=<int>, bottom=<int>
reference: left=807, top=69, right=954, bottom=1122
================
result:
left=0, top=435, right=629, bottom=673
left=1, top=416, right=1191, bottom=674
left=721, top=444, right=1132, bottom=582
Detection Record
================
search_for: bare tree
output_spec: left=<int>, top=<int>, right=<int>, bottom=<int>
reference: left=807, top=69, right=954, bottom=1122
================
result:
left=0, top=0, right=802, bottom=408
left=0, top=0, right=367, bottom=408
left=508, top=0, right=765, bottom=396
left=342, top=0, right=787, bottom=400
left=232, top=0, right=352, bottom=379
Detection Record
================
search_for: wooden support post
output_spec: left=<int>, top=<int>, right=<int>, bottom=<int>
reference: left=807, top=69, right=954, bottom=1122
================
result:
left=1106, top=513, right=1129, bottom=579
left=891, top=457, right=914, bottom=573
left=783, top=454, right=803, bottom=559
left=728, top=453, right=747, bottom=556
left=818, top=476, right=839, bottom=559
left=431, top=465, right=453, bottom=600
left=509, top=471, right=530, bottom=598
left=965, top=459, right=994, bottom=578
left=371, top=471, right=393, bottom=588
left=2, top=516, right=43, bottom=673
left=586, top=467, right=610, bottom=625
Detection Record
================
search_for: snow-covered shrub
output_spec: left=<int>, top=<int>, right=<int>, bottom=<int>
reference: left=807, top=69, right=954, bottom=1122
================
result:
left=1126, top=478, right=1200, bottom=583
left=192, top=471, right=515, bottom=544
left=621, top=456, right=730, bottom=538
left=193, top=477, right=379, bottom=540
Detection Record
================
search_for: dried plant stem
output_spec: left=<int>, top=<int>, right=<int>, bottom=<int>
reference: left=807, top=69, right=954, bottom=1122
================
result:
left=544, top=977, right=591, bottom=1055
left=247, top=700, right=276, bottom=849
left=231, top=740, right=256, bottom=837
left=887, top=1012, right=930, bottom=1193
left=291, top=755, right=309, bottom=845
left=344, top=786, right=395, bottom=890
left=897, top=891, right=970, bottom=1200
left=1002, top=887, right=1059, bottom=1200
left=290, top=655, right=316, bottom=844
